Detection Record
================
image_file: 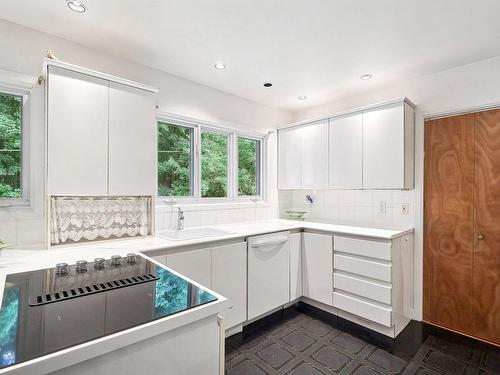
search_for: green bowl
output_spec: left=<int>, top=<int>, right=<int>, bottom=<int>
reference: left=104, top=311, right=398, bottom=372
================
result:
left=286, top=210, right=307, bottom=220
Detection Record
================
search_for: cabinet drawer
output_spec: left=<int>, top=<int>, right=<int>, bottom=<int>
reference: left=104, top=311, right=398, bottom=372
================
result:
left=334, top=254, right=391, bottom=282
left=333, top=292, right=392, bottom=327
left=334, top=236, right=391, bottom=261
left=334, top=273, right=391, bottom=305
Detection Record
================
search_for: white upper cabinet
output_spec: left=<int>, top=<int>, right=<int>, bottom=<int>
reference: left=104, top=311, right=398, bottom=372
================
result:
left=46, top=62, right=158, bottom=196
left=47, top=66, right=109, bottom=195
left=329, top=113, right=363, bottom=189
left=278, top=120, right=329, bottom=189
left=362, top=102, right=414, bottom=189
left=278, top=127, right=301, bottom=189
left=108, top=83, right=156, bottom=196
left=278, top=99, right=415, bottom=190
left=300, top=120, right=329, bottom=188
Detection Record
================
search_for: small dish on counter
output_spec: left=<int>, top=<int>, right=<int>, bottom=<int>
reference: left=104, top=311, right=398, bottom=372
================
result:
left=286, top=210, right=307, bottom=220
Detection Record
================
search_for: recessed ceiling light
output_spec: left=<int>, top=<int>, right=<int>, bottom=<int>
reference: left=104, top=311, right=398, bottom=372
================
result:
left=298, top=96, right=307, bottom=100
left=214, top=63, right=226, bottom=70
left=66, top=0, right=86, bottom=13
left=360, top=74, right=372, bottom=81
left=263, top=82, right=273, bottom=88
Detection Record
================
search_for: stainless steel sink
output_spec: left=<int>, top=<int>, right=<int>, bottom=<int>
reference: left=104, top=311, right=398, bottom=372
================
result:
left=157, top=227, right=233, bottom=241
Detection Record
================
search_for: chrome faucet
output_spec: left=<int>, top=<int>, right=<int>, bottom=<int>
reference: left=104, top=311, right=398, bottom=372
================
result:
left=177, top=207, right=184, bottom=230
left=305, top=195, right=314, bottom=204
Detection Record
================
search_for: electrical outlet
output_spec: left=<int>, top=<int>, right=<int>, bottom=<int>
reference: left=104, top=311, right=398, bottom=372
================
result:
left=379, top=202, right=387, bottom=214
left=401, top=203, right=409, bottom=215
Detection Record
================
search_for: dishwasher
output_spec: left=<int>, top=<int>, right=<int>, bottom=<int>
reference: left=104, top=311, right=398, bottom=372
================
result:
left=247, top=231, right=290, bottom=320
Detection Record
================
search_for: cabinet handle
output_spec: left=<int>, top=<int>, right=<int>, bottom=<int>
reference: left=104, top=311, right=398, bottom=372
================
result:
left=477, top=234, right=485, bottom=240
left=250, top=238, right=288, bottom=248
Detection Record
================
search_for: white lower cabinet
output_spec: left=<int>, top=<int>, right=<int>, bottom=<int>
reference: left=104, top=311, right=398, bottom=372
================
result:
left=332, top=235, right=414, bottom=336
left=212, top=242, right=247, bottom=329
left=289, top=233, right=302, bottom=300
left=302, top=232, right=333, bottom=306
left=159, top=243, right=247, bottom=330
left=150, top=228, right=414, bottom=339
left=247, top=232, right=290, bottom=320
left=166, top=248, right=212, bottom=287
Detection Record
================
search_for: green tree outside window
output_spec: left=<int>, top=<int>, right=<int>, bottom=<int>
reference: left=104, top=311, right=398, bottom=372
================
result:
left=0, top=93, right=22, bottom=198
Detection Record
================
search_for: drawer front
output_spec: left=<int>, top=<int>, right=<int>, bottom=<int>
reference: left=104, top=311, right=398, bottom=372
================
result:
left=334, top=273, right=391, bottom=305
left=334, top=254, right=391, bottom=282
left=334, top=236, right=391, bottom=261
left=333, top=292, right=392, bottom=327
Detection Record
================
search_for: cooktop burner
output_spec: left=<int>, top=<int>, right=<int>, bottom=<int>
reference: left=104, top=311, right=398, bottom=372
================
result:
left=0, top=254, right=217, bottom=370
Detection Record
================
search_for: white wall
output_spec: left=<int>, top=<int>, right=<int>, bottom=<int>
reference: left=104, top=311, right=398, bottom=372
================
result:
left=281, top=55, right=500, bottom=321
left=0, top=19, right=291, bottom=248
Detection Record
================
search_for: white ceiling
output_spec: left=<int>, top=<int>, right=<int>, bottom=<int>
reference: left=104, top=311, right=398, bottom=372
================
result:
left=1, top=0, right=500, bottom=110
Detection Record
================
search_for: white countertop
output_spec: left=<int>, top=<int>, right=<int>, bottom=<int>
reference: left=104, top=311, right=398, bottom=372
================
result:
left=0, top=219, right=413, bottom=274
left=0, top=218, right=413, bottom=374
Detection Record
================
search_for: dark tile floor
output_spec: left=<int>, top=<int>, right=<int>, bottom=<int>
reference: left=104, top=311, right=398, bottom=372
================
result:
left=225, top=305, right=500, bottom=375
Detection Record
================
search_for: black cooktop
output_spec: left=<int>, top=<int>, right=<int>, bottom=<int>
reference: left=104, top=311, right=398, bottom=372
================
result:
left=0, top=254, right=217, bottom=370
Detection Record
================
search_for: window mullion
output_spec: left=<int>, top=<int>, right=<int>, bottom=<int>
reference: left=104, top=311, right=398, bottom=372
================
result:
left=194, top=125, right=201, bottom=201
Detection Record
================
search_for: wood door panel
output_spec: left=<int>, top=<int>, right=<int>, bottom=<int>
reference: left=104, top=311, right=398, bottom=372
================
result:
left=473, top=109, right=500, bottom=344
left=423, top=114, right=475, bottom=334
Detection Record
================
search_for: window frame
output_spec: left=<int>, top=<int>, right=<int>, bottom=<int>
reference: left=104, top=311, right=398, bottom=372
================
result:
left=156, top=113, right=265, bottom=203
left=157, top=119, right=196, bottom=198
left=235, top=134, right=263, bottom=198
left=0, top=85, right=30, bottom=206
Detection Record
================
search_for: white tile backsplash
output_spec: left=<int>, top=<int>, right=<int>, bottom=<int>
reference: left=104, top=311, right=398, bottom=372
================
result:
left=279, top=189, right=417, bottom=229
left=0, top=221, right=17, bottom=244
left=154, top=203, right=277, bottom=231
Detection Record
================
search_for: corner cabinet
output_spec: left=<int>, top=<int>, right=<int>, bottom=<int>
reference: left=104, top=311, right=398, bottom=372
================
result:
left=278, top=98, right=415, bottom=190
left=302, top=232, right=333, bottom=306
left=46, top=62, right=158, bottom=196
left=278, top=120, right=329, bottom=189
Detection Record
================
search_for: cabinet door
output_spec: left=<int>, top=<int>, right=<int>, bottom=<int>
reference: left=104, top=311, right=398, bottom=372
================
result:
left=302, top=233, right=333, bottom=305
left=212, top=242, right=247, bottom=329
left=329, top=114, right=363, bottom=189
left=278, top=128, right=301, bottom=189
left=108, top=82, right=157, bottom=195
left=47, top=66, right=109, bottom=195
left=166, top=248, right=212, bottom=287
left=290, top=233, right=302, bottom=300
left=362, top=103, right=405, bottom=189
left=300, top=121, right=329, bottom=188
left=247, top=232, right=290, bottom=320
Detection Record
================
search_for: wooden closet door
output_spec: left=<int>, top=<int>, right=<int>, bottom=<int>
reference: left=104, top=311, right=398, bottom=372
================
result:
left=473, top=109, right=500, bottom=344
left=423, top=114, right=475, bottom=334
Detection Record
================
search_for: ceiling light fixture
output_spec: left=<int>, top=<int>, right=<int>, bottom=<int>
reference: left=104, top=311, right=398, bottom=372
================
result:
left=66, top=0, right=86, bottom=13
left=298, top=96, right=307, bottom=100
left=263, top=82, right=273, bottom=88
left=214, top=63, right=226, bottom=70
left=360, top=74, right=372, bottom=81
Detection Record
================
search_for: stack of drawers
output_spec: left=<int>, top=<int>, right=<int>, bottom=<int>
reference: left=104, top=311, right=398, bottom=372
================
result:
left=332, top=236, right=393, bottom=327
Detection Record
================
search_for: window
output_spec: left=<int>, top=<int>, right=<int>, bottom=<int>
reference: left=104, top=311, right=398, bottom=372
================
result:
left=157, top=122, right=194, bottom=197
left=0, top=92, right=23, bottom=199
left=201, top=130, right=228, bottom=198
left=238, top=137, right=261, bottom=196
left=157, top=116, right=264, bottom=201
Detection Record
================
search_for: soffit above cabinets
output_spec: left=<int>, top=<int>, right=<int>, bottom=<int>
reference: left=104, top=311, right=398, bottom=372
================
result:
left=1, top=1, right=500, bottom=109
